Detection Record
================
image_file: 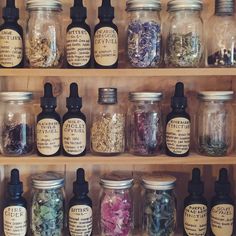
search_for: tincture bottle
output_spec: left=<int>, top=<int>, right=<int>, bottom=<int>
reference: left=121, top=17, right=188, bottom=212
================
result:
left=62, top=83, right=86, bottom=156
left=3, top=169, right=27, bottom=236
left=210, top=168, right=234, bottom=236
left=68, top=168, right=92, bottom=236
left=183, top=168, right=207, bottom=236
left=0, top=0, right=24, bottom=68
left=94, top=0, right=118, bottom=68
left=166, top=82, right=191, bottom=157
left=36, top=83, right=61, bottom=156
left=66, top=0, right=91, bottom=68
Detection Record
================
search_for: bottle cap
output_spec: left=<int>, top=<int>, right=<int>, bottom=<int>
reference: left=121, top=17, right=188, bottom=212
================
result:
left=188, top=168, right=204, bottom=195
left=215, top=0, right=234, bottom=15
left=215, top=168, right=230, bottom=194
left=66, top=83, right=82, bottom=109
left=73, top=168, right=89, bottom=195
left=98, top=0, right=114, bottom=19
left=70, top=0, right=87, bottom=19
left=8, top=169, right=23, bottom=197
left=3, top=0, right=19, bottom=20
left=167, top=0, right=203, bottom=12
left=171, top=82, right=187, bottom=109
left=126, top=0, right=161, bottom=11
left=98, top=88, right=117, bottom=104
left=40, top=83, right=56, bottom=108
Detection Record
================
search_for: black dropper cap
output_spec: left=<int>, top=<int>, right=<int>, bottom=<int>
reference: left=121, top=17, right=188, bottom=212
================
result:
left=3, top=0, right=19, bottom=20
left=40, top=83, right=56, bottom=108
left=215, top=168, right=230, bottom=194
left=98, top=0, right=114, bottom=19
left=171, top=82, right=187, bottom=109
left=70, top=0, right=87, bottom=20
left=73, top=168, right=89, bottom=195
left=66, top=83, right=82, bottom=109
left=188, top=168, right=204, bottom=195
left=8, top=169, right=23, bottom=197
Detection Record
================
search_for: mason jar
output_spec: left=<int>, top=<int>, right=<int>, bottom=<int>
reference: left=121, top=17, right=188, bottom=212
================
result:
left=196, top=91, right=234, bottom=156
left=165, top=0, right=204, bottom=67
left=0, top=92, right=34, bottom=156
left=30, top=172, right=65, bottom=236
left=100, top=173, right=133, bottom=236
left=142, top=174, right=177, bottom=236
left=25, top=0, right=63, bottom=68
left=128, top=92, right=163, bottom=156
left=126, top=0, right=162, bottom=68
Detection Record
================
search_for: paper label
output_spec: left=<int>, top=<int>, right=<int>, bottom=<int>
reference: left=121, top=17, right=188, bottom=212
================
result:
left=184, top=204, right=207, bottom=236
left=94, top=27, right=118, bottom=66
left=63, top=118, right=86, bottom=155
left=66, top=27, right=91, bottom=67
left=4, top=206, right=27, bottom=236
left=166, top=117, right=190, bottom=154
left=69, top=205, right=92, bottom=236
left=211, top=204, right=234, bottom=236
left=0, top=29, right=23, bottom=67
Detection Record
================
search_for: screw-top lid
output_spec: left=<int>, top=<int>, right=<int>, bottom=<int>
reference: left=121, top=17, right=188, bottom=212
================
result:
left=73, top=168, right=89, bottom=195
left=188, top=168, right=204, bottom=195
left=129, top=92, right=163, bottom=101
left=98, top=0, right=114, bottom=19
left=66, top=83, right=82, bottom=109
left=8, top=169, right=23, bottom=197
left=40, top=83, right=56, bottom=108
left=215, top=168, right=230, bottom=194
left=0, top=92, right=33, bottom=101
left=167, top=0, right=203, bottom=12
left=198, top=91, right=234, bottom=101
left=215, top=0, right=234, bottom=15
left=70, top=0, right=87, bottom=19
left=26, top=0, right=62, bottom=10
left=98, top=88, right=117, bottom=104
left=171, top=82, right=187, bottom=109
left=126, top=0, right=161, bottom=11
left=3, top=0, right=19, bottom=20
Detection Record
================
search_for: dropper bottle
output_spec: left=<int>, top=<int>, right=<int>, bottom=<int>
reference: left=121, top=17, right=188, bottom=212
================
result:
left=62, top=83, right=86, bottom=156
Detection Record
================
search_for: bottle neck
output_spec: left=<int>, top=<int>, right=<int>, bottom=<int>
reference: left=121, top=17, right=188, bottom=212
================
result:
left=3, top=17, right=18, bottom=23
left=172, top=107, right=186, bottom=113
left=9, top=194, right=21, bottom=200
left=99, top=17, right=113, bottom=23
left=71, top=17, right=86, bottom=23
left=67, top=107, right=81, bottom=112
left=42, top=107, right=56, bottom=112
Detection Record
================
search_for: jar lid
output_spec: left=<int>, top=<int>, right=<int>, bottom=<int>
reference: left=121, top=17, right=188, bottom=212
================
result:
left=26, top=0, right=62, bottom=10
left=216, top=0, right=234, bottom=15
left=142, top=174, right=176, bottom=190
left=198, top=91, right=234, bottom=101
left=129, top=92, right=163, bottom=101
left=98, top=88, right=117, bottom=104
left=167, top=0, right=203, bottom=12
left=0, top=92, right=33, bottom=101
left=32, top=172, right=64, bottom=189
left=126, top=0, right=161, bottom=11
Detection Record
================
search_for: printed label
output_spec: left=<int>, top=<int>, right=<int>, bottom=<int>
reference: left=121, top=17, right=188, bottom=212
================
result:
left=37, top=119, right=60, bottom=155
left=63, top=118, right=86, bottom=155
left=94, top=27, right=118, bottom=66
left=184, top=204, right=207, bottom=236
left=4, top=206, right=27, bottom=236
left=66, top=27, right=91, bottom=67
left=211, top=204, right=234, bottom=236
left=166, top=117, right=190, bottom=154
left=0, top=29, right=23, bottom=67
left=69, top=205, right=92, bottom=236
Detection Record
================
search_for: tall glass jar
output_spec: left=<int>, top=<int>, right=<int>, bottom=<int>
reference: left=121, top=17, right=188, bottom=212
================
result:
left=165, top=0, right=204, bottom=67
left=91, top=88, right=125, bottom=155
left=142, top=174, right=177, bottom=236
left=196, top=91, right=234, bottom=156
left=126, top=0, right=162, bottom=68
left=0, top=92, right=34, bottom=156
left=30, top=172, right=65, bottom=236
left=25, top=0, right=63, bottom=68
left=99, top=173, right=133, bottom=236
left=128, top=92, right=163, bottom=156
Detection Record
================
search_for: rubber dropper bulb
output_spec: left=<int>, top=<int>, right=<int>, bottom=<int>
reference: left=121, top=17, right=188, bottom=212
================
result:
left=174, top=82, right=184, bottom=97
left=10, top=168, right=20, bottom=184
left=70, top=83, right=79, bottom=98
left=44, top=83, right=53, bottom=98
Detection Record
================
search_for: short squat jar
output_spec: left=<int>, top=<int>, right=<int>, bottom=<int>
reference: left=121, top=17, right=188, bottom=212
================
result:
left=126, top=0, right=162, bottom=68
left=142, top=174, right=177, bottom=236
left=165, top=0, right=204, bottom=67
left=30, top=172, right=65, bottom=236
left=196, top=91, right=234, bottom=156
left=128, top=92, right=163, bottom=156
left=25, top=0, right=63, bottom=68
left=100, top=174, right=133, bottom=236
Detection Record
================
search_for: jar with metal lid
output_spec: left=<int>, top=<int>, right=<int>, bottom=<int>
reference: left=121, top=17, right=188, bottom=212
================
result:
left=30, top=172, right=65, bottom=236
left=196, top=91, right=234, bottom=156
left=0, top=92, right=34, bottom=156
left=25, top=0, right=63, bottom=68
left=126, top=0, right=162, bottom=68
left=128, top=92, right=163, bottom=156
left=142, top=174, right=176, bottom=236
left=91, top=88, right=125, bottom=155
left=99, top=173, right=133, bottom=236
left=165, top=0, right=204, bottom=67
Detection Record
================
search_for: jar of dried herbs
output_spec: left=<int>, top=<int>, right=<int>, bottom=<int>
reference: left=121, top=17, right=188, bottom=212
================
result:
left=25, top=0, right=63, bottom=68
left=142, top=174, right=177, bottom=236
left=196, top=91, right=234, bottom=157
left=165, top=0, right=204, bottom=67
left=30, top=172, right=65, bottom=236
left=128, top=92, right=163, bottom=156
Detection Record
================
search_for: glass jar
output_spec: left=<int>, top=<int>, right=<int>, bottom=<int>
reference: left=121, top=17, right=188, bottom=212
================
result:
left=25, top=0, right=63, bottom=68
left=100, top=173, right=133, bottom=236
left=165, top=0, right=204, bottom=67
left=128, top=92, right=163, bottom=156
left=30, top=172, right=65, bottom=236
left=142, top=174, right=177, bottom=236
left=207, top=0, right=236, bottom=67
left=126, top=0, right=162, bottom=68
left=196, top=91, right=234, bottom=156
left=91, top=88, right=125, bottom=155
left=0, top=92, right=34, bottom=156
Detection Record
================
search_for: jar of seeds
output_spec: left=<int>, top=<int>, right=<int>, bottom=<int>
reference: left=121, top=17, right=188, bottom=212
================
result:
left=25, top=0, right=63, bottom=68
left=196, top=91, right=234, bottom=156
left=165, top=0, right=204, bottom=67
left=30, top=172, right=65, bottom=236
